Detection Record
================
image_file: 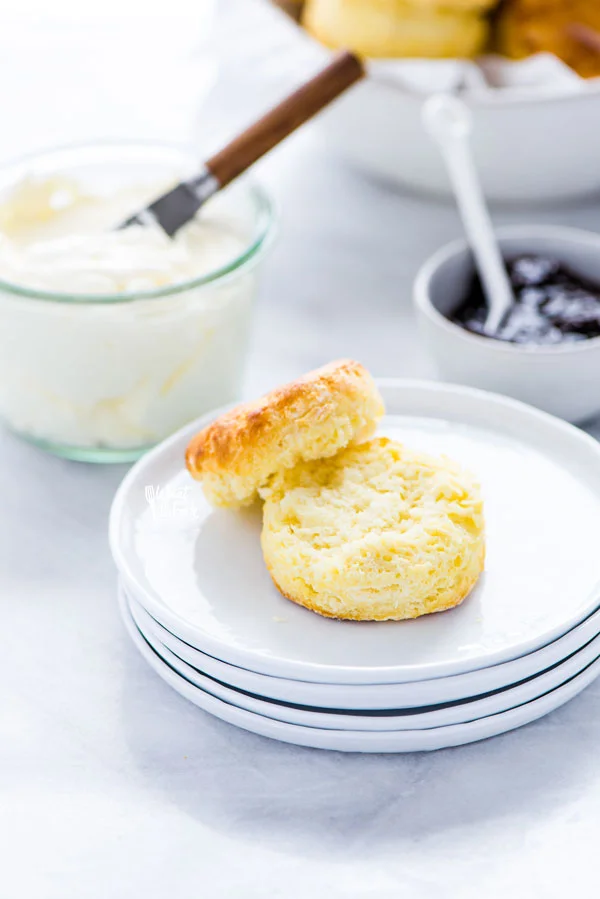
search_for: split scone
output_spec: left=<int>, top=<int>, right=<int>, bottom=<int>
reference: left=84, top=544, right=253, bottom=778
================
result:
left=496, top=0, right=600, bottom=78
left=302, top=0, right=495, bottom=59
left=185, top=359, right=385, bottom=508
left=260, top=437, right=485, bottom=621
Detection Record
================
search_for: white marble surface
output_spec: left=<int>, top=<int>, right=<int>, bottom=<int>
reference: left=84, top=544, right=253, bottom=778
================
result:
left=2, top=2, right=600, bottom=896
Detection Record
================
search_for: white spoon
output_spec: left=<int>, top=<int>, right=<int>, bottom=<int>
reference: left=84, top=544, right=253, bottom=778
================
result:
left=422, top=93, right=514, bottom=334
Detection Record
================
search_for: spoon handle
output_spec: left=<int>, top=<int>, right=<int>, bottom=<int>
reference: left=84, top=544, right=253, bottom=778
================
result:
left=423, top=95, right=514, bottom=334
left=207, top=51, right=364, bottom=188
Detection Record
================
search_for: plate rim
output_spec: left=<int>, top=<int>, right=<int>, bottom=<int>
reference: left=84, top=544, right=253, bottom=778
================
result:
left=120, top=584, right=600, bottom=733
left=119, top=582, right=600, bottom=753
left=110, top=378, right=600, bottom=684
left=123, top=579, right=600, bottom=709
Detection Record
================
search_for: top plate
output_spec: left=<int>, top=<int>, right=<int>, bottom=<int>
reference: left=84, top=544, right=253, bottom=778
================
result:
left=110, top=380, right=600, bottom=684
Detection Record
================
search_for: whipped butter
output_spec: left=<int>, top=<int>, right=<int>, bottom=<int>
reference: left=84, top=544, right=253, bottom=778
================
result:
left=0, top=173, right=267, bottom=455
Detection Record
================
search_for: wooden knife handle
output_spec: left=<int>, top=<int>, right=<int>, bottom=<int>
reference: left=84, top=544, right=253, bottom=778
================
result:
left=206, top=51, right=364, bottom=188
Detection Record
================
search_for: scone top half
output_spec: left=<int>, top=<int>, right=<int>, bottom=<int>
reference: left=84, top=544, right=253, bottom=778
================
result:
left=186, top=359, right=385, bottom=508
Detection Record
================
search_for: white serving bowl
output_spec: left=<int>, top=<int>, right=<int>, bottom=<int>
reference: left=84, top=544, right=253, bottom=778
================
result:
left=317, top=77, right=600, bottom=202
left=414, top=225, right=600, bottom=423
left=266, top=1, right=600, bottom=201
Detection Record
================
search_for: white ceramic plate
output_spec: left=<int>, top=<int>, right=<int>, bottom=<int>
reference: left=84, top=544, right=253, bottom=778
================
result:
left=110, top=381, right=600, bottom=685
left=119, top=585, right=600, bottom=752
left=120, top=585, right=600, bottom=732
left=125, top=582, right=600, bottom=710
left=316, top=77, right=600, bottom=203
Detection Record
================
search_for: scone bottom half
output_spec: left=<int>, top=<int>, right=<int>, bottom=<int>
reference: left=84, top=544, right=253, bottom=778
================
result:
left=185, top=359, right=385, bottom=508
left=260, top=437, right=485, bottom=622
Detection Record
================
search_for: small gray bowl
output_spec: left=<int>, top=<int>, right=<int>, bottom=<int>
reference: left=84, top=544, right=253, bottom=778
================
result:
left=414, top=225, right=600, bottom=424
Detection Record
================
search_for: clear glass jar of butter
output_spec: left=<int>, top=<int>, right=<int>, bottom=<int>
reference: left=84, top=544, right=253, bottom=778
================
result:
left=0, top=143, right=274, bottom=461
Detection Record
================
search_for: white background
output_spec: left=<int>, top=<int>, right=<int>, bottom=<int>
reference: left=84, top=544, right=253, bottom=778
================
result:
left=2, top=1, right=600, bottom=896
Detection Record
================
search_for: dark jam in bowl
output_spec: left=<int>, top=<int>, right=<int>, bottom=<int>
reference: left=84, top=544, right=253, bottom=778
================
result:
left=451, top=256, right=600, bottom=346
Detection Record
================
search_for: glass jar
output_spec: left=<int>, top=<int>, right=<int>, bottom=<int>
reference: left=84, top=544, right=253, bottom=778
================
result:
left=0, top=143, right=275, bottom=462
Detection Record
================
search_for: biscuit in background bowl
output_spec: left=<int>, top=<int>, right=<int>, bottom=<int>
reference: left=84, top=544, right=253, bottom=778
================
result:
left=302, top=0, right=495, bottom=59
left=496, top=0, right=600, bottom=79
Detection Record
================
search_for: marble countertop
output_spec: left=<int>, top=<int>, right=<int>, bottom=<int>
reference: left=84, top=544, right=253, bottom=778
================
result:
left=2, top=2, right=600, bottom=896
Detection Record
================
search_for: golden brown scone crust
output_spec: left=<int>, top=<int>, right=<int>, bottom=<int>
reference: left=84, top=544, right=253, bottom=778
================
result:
left=496, top=0, right=600, bottom=78
left=269, top=561, right=484, bottom=620
left=185, top=359, right=385, bottom=508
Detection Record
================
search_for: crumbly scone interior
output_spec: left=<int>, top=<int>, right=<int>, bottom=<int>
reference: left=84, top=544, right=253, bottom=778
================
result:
left=259, top=437, right=485, bottom=620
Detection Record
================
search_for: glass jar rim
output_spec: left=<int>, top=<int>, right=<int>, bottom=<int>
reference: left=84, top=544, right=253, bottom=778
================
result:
left=0, top=141, right=276, bottom=305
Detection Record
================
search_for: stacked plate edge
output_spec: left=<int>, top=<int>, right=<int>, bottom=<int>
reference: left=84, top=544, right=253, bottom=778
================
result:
left=110, top=381, right=600, bottom=752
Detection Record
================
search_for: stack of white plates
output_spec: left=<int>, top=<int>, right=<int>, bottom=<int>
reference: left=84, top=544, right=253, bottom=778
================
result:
left=110, top=381, right=600, bottom=752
